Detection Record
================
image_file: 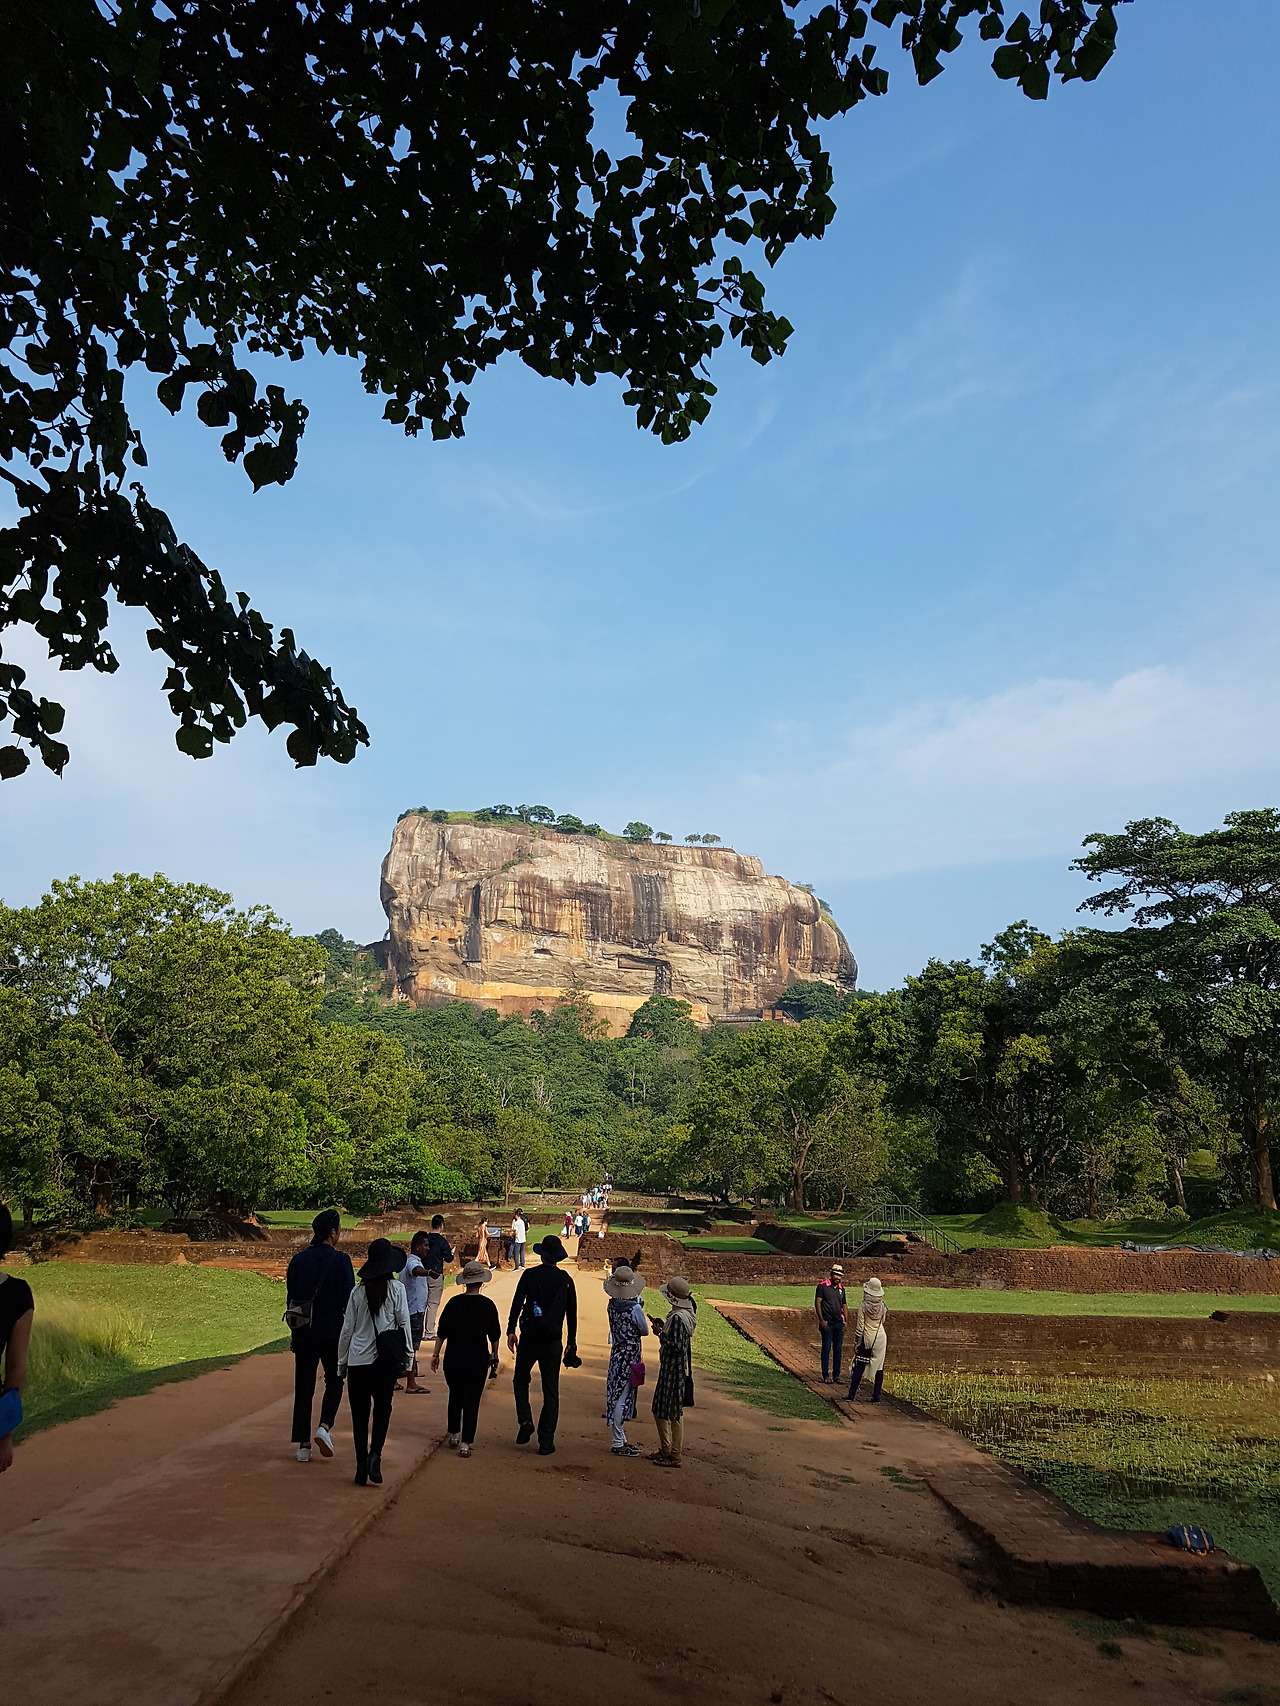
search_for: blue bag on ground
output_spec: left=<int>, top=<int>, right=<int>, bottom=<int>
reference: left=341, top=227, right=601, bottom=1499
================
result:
left=1167, top=1524, right=1214, bottom=1554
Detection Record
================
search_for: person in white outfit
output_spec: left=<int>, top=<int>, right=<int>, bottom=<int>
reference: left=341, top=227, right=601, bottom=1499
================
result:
left=338, top=1238, right=414, bottom=1486
left=846, top=1276, right=888, bottom=1402
left=510, top=1212, right=528, bottom=1270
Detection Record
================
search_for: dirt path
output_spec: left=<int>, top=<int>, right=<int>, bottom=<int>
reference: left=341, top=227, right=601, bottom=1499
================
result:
left=223, top=1268, right=1277, bottom=1706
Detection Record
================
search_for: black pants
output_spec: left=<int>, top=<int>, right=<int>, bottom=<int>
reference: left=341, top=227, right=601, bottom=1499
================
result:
left=346, top=1362, right=396, bottom=1465
left=446, top=1364, right=489, bottom=1444
left=513, top=1333, right=561, bottom=1445
left=291, top=1333, right=343, bottom=1444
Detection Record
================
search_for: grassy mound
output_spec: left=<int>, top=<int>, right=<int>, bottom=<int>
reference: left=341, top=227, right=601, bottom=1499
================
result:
left=1180, top=1208, right=1280, bottom=1250
left=967, top=1203, right=1068, bottom=1245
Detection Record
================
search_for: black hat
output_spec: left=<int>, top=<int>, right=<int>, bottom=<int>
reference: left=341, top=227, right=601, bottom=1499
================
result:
left=532, top=1234, right=568, bottom=1263
left=359, top=1237, right=407, bottom=1280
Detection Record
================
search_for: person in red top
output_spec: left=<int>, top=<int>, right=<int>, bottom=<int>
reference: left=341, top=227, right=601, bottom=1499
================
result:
left=813, top=1263, right=847, bottom=1384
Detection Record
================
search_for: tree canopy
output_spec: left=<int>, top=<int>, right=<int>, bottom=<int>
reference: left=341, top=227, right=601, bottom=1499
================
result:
left=3, top=0, right=1125, bottom=778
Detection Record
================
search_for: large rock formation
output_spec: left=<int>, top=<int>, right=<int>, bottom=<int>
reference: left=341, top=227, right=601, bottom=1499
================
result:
left=380, top=817, right=857, bottom=1035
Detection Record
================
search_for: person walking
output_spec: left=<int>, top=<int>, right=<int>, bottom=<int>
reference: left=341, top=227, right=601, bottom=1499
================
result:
left=813, top=1263, right=847, bottom=1385
left=284, top=1208, right=356, bottom=1462
left=847, top=1276, right=889, bottom=1403
left=510, top=1210, right=528, bottom=1270
left=422, top=1214, right=454, bottom=1342
left=337, top=1238, right=413, bottom=1486
left=400, top=1231, right=433, bottom=1393
left=474, top=1216, right=490, bottom=1266
left=506, top=1234, right=578, bottom=1456
left=0, top=1205, right=33, bottom=1477
left=602, top=1264, right=648, bottom=1457
left=562, top=1211, right=574, bottom=1241
left=431, top=1259, right=501, bottom=1457
left=649, top=1276, right=695, bottom=1469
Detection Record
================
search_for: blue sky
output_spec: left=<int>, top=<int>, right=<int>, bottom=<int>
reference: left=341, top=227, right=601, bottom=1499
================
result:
left=4, top=2, right=1279, bottom=989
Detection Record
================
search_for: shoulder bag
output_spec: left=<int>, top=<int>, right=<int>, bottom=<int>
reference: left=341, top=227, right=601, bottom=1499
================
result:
left=370, top=1290, right=409, bottom=1377
left=282, top=1244, right=336, bottom=1333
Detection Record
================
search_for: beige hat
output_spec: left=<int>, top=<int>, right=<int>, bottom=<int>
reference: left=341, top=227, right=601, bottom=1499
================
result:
left=455, top=1260, right=492, bottom=1286
left=830, top=1263, right=844, bottom=1275
left=603, top=1265, right=646, bottom=1300
left=660, top=1277, right=693, bottom=1303
left=863, top=1276, right=884, bottom=1299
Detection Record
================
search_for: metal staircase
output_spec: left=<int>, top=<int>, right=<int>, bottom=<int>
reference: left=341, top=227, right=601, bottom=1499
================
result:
left=816, top=1202, right=962, bottom=1259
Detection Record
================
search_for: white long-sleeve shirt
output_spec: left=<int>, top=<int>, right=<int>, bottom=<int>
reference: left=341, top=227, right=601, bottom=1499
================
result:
left=337, top=1277, right=413, bottom=1374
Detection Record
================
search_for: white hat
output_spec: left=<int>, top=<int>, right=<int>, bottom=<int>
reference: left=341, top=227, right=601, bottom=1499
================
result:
left=863, top=1276, right=884, bottom=1299
left=603, top=1265, right=646, bottom=1300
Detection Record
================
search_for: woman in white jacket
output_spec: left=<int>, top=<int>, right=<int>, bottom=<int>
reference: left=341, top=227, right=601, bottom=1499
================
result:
left=338, top=1238, right=414, bottom=1486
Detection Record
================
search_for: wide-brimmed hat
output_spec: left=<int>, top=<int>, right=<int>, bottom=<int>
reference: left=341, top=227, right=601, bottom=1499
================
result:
left=660, top=1276, right=692, bottom=1303
left=455, top=1259, right=492, bottom=1287
left=863, top=1276, right=884, bottom=1299
left=603, top=1265, right=645, bottom=1300
left=360, top=1237, right=408, bottom=1281
left=533, top=1235, right=568, bottom=1263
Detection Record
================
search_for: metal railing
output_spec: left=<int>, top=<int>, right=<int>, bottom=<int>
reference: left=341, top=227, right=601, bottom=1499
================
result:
left=816, top=1202, right=962, bottom=1259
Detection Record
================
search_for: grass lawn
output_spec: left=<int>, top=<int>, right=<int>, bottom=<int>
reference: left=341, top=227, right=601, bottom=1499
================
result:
left=20, top=1264, right=289, bottom=1437
left=640, top=1287, right=835, bottom=1426
left=692, top=1283, right=1280, bottom=1317
left=772, top=1205, right=1280, bottom=1252
left=676, top=1235, right=775, bottom=1253
left=256, top=1209, right=364, bottom=1229
left=885, top=1368, right=1280, bottom=1604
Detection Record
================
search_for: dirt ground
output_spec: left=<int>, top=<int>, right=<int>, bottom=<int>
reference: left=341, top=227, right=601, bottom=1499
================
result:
left=220, top=1270, right=1278, bottom=1706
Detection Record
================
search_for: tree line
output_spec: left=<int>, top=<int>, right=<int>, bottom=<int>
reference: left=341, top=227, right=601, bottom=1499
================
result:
left=2, top=810, right=1278, bottom=1228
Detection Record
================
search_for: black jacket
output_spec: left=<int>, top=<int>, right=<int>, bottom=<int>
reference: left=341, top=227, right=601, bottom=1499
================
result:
left=285, top=1243, right=355, bottom=1340
left=507, top=1263, right=577, bottom=1344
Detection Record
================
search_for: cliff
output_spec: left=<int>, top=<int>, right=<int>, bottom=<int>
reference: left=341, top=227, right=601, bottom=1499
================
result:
left=380, top=818, right=856, bottom=1035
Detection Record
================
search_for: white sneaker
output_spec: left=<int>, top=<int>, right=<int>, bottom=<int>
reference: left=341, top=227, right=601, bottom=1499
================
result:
left=313, top=1425, right=334, bottom=1458
left=297, top=1445, right=312, bottom=1462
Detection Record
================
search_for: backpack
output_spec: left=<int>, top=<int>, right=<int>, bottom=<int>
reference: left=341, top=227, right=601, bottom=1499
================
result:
left=1167, top=1525, right=1214, bottom=1555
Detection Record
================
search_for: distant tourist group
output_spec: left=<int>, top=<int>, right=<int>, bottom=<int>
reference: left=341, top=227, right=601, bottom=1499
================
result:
left=813, top=1263, right=889, bottom=1401
left=284, top=1210, right=696, bottom=1482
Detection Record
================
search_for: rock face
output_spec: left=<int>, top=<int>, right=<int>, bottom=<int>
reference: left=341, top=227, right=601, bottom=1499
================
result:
left=380, top=818, right=857, bottom=1035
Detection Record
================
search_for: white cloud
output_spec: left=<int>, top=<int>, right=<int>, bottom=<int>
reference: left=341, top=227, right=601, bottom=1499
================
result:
left=738, top=660, right=1280, bottom=882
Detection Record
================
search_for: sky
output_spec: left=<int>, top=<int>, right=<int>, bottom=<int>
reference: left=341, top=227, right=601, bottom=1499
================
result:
left=3, top=2, right=1279, bottom=990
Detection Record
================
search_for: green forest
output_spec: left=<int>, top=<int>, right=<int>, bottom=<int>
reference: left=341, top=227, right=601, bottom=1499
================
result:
left=3, top=810, right=1280, bottom=1229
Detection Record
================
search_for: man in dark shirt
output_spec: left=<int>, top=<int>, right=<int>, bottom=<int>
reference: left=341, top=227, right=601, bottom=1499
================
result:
left=813, top=1263, right=847, bottom=1384
left=422, top=1214, right=454, bottom=1341
left=506, top=1234, right=577, bottom=1456
left=285, top=1209, right=356, bottom=1461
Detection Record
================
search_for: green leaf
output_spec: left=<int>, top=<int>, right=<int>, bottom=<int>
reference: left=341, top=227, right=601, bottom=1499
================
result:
left=0, top=746, right=30, bottom=780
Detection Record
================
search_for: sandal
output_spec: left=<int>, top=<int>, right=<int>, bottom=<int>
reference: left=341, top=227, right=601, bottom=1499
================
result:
left=458, top=1443, right=473, bottom=1458
left=446, top=1434, right=460, bottom=1449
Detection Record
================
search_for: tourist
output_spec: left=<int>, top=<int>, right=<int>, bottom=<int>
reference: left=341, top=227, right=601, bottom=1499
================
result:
left=0, top=1205, right=33, bottom=1477
left=649, top=1276, right=695, bottom=1469
left=422, top=1214, right=454, bottom=1341
left=847, top=1277, right=889, bottom=1403
left=337, top=1238, right=414, bottom=1486
left=431, top=1259, right=501, bottom=1456
left=562, top=1211, right=574, bottom=1241
left=510, top=1209, right=528, bottom=1270
left=285, top=1208, right=356, bottom=1463
left=399, top=1231, right=433, bottom=1393
left=475, top=1216, right=490, bottom=1266
left=603, top=1264, right=648, bottom=1457
left=506, top=1234, right=578, bottom=1456
left=813, top=1262, right=847, bottom=1385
